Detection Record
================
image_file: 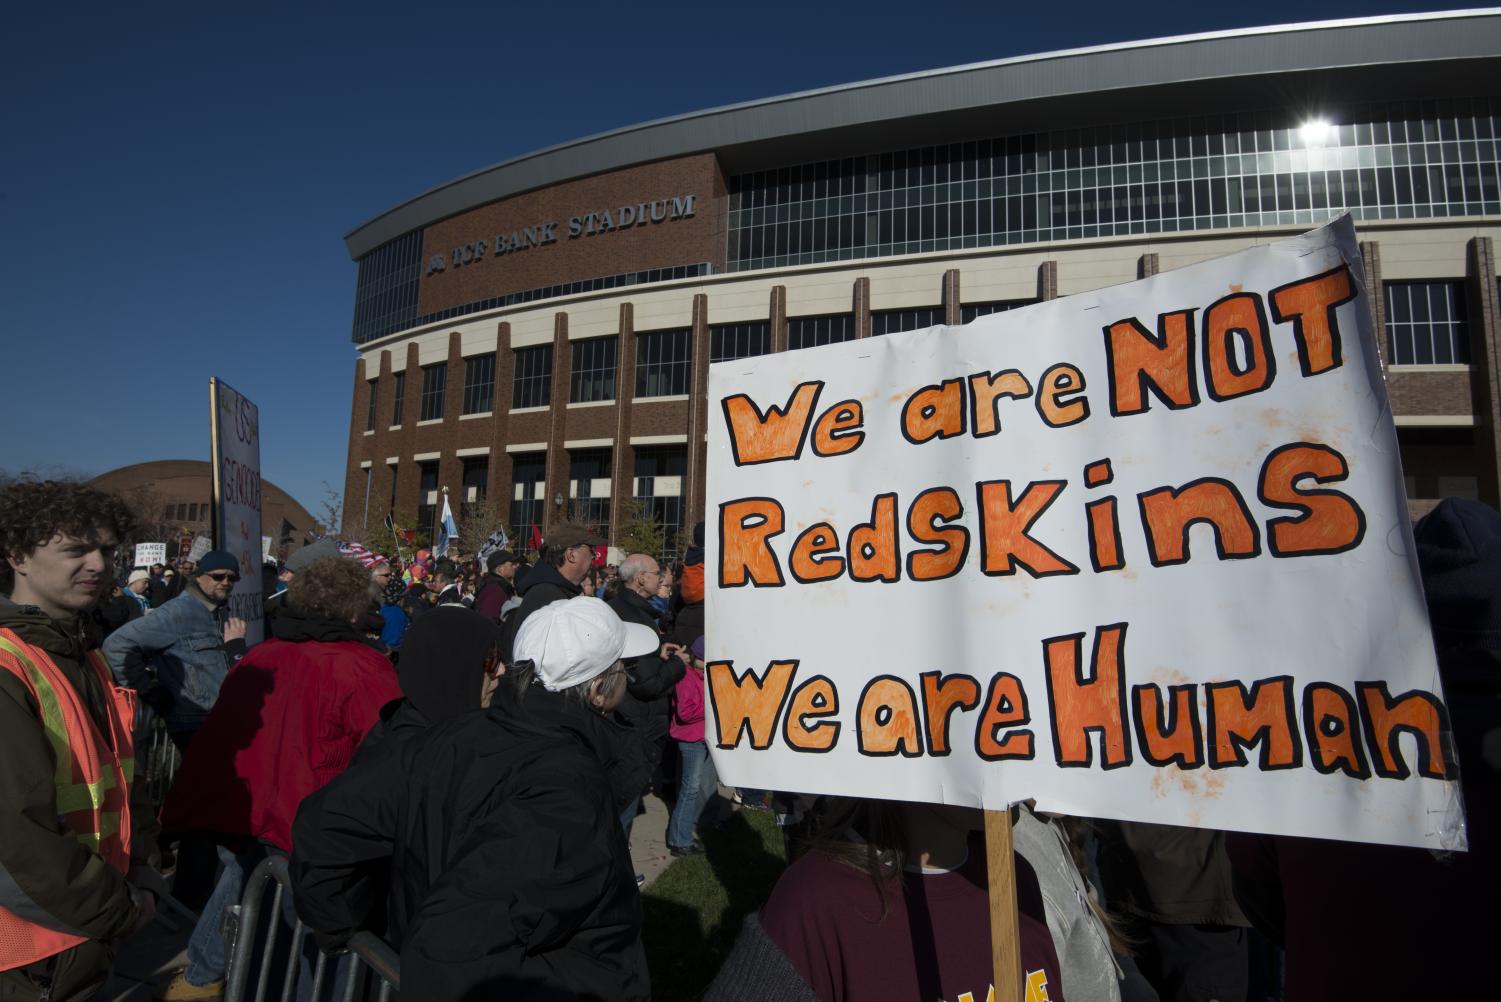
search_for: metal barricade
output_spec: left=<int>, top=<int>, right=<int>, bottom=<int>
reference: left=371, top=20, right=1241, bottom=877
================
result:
left=139, top=715, right=181, bottom=807
left=224, top=854, right=400, bottom=1002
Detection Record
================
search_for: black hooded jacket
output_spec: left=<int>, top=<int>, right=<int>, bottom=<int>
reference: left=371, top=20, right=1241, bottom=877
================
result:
left=608, top=587, right=684, bottom=773
left=354, top=606, right=503, bottom=768
left=500, top=561, right=582, bottom=660
left=291, top=680, right=649, bottom=1001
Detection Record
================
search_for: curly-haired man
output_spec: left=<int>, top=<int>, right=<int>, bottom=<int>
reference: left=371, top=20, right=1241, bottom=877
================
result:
left=0, top=479, right=158, bottom=1002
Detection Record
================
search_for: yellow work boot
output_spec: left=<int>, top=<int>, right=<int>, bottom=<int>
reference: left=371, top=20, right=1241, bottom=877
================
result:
left=154, top=972, right=225, bottom=1000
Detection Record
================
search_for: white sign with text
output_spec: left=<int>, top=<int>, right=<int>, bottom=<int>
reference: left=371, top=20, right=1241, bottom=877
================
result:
left=705, top=218, right=1461, bottom=850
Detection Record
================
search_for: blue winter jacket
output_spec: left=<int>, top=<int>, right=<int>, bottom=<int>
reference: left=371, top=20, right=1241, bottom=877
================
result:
left=103, top=590, right=230, bottom=733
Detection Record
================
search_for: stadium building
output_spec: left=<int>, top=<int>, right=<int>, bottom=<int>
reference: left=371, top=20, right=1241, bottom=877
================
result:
left=341, top=10, right=1501, bottom=555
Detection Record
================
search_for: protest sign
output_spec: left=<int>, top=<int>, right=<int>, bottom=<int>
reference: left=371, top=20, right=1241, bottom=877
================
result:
left=132, top=543, right=166, bottom=569
left=188, top=535, right=212, bottom=563
left=705, top=217, right=1463, bottom=851
left=209, top=378, right=266, bottom=646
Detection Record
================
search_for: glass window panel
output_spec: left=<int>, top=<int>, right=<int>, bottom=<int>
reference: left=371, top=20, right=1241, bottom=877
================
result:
left=462, top=354, right=495, bottom=415
left=787, top=314, right=855, bottom=351
left=1384, top=281, right=1469, bottom=365
left=419, top=363, right=446, bottom=422
left=636, top=329, right=692, bottom=397
left=709, top=321, right=771, bottom=363
left=512, top=345, right=553, bottom=409
left=871, top=307, right=945, bottom=336
left=723, top=106, right=1498, bottom=274
left=570, top=338, right=617, bottom=403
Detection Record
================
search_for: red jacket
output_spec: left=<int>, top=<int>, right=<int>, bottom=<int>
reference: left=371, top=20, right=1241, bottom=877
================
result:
left=162, top=632, right=400, bottom=852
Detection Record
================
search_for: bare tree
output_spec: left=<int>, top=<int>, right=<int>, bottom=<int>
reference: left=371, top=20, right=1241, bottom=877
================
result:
left=616, top=499, right=667, bottom=560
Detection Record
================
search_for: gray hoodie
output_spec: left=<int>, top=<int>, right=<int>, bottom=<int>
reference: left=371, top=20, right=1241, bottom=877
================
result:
left=1013, top=805, right=1123, bottom=1002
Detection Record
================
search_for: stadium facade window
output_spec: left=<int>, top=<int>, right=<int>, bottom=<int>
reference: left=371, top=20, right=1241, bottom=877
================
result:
left=727, top=99, right=1501, bottom=271
left=709, top=321, right=772, bottom=363
left=788, top=314, right=856, bottom=351
left=633, top=445, right=688, bottom=559
left=512, top=345, right=553, bottom=409
left=1385, top=281, right=1470, bottom=365
left=351, top=257, right=715, bottom=345
left=365, top=379, right=378, bottom=431
left=460, top=456, right=489, bottom=520
left=391, top=371, right=405, bottom=426
left=509, top=452, right=546, bottom=542
left=419, top=363, right=446, bottom=421
left=350, top=230, right=422, bottom=345
left=636, top=329, right=692, bottom=397
left=568, top=448, right=612, bottom=540
left=417, top=460, right=439, bottom=535
left=961, top=300, right=1034, bottom=324
left=463, top=353, right=496, bottom=414
left=871, top=307, right=945, bottom=336
left=571, top=337, right=617, bottom=403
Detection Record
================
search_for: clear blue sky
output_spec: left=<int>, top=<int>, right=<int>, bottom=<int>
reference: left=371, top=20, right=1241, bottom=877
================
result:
left=0, top=1, right=1451, bottom=515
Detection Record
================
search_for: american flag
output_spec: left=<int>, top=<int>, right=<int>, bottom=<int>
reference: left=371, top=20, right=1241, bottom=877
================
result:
left=337, top=541, right=380, bottom=567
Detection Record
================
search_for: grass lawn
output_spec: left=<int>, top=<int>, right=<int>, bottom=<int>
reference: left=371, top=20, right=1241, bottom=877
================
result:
left=642, top=804, right=788, bottom=1000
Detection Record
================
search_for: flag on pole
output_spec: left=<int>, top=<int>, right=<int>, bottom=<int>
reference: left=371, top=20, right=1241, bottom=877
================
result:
left=436, top=493, right=458, bottom=558
left=528, top=524, right=543, bottom=552
left=477, top=528, right=510, bottom=566
left=338, top=541, right=378, bottom=567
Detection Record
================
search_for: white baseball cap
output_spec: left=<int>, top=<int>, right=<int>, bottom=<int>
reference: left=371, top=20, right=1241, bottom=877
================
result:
left=513, top=596, right=660, bottom=692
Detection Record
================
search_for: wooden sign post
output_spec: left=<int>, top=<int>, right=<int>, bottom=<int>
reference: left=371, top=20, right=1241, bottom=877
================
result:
left=985, top=808, right=1022, bottom=1002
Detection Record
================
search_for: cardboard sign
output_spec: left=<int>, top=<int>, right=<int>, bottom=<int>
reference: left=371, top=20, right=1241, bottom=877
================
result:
left=210, top=379, right=266, bottom=646
left=704, top=218, right=1462, bottom=850
left=133, top=543, right=166, bottom=569
left=188, top=536, right=212, bottom=563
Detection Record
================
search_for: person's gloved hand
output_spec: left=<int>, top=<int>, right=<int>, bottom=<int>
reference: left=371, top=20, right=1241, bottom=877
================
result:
left=125, top=881, right=157, bottom=936
left=127, top=863, right=172, bottom=902
left=142, top=686, right=175, bottom=715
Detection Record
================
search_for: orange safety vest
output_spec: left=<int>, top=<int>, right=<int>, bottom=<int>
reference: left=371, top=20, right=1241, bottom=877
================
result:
left=0, top=629, right=137, bottom=970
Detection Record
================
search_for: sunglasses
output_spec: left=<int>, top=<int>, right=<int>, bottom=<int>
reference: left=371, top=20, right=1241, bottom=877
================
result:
left=206, top=572, right=239, bottom=583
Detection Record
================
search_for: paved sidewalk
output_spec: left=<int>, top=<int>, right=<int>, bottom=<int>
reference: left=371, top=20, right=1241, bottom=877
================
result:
left=105, top=791, right=680, bottom=1000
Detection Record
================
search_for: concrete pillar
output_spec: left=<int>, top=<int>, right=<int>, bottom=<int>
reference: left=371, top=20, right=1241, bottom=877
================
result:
left=942, top=268, right=961, bottom=325
left=611, top=303, right=637, bottom=544
left=685, top=294, right=711, bottom=530
left=490, top=322, right=513, bottom=508
left=770, top=286, right=788, bottom=353
left=340, top=357, right=369, bottom=533
left=1360, top=240, right=1388, bottom=371
left=545, top=312, right=570, bottom=533
left=1038, top=260, right=1059, bottom=301
left=1466, top=236, right=1501, bottom=508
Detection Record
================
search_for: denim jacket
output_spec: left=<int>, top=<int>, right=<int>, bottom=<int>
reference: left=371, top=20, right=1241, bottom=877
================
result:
left=102, top=590, right=228, bottom=732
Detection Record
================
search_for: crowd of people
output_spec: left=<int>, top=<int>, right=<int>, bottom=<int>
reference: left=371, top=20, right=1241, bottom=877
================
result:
left=0, top=476, right=1495, bottom=1002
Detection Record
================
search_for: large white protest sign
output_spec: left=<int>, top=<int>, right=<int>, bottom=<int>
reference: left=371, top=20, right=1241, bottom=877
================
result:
left=132, top=543, right=166, bottom=569
left=210, top=379, right=266, bottom=646
left=705, top=217, right=1462, bottom=850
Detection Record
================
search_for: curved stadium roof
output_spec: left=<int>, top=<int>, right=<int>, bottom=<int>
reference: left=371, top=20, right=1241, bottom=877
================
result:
left=346, top=9, right=1501, bottom=259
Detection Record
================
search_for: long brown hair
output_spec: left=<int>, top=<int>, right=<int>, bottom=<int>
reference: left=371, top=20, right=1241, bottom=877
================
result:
left=799, top=797, right=911, bottom=916
left=1058, top=816, right=1136, bottom=957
